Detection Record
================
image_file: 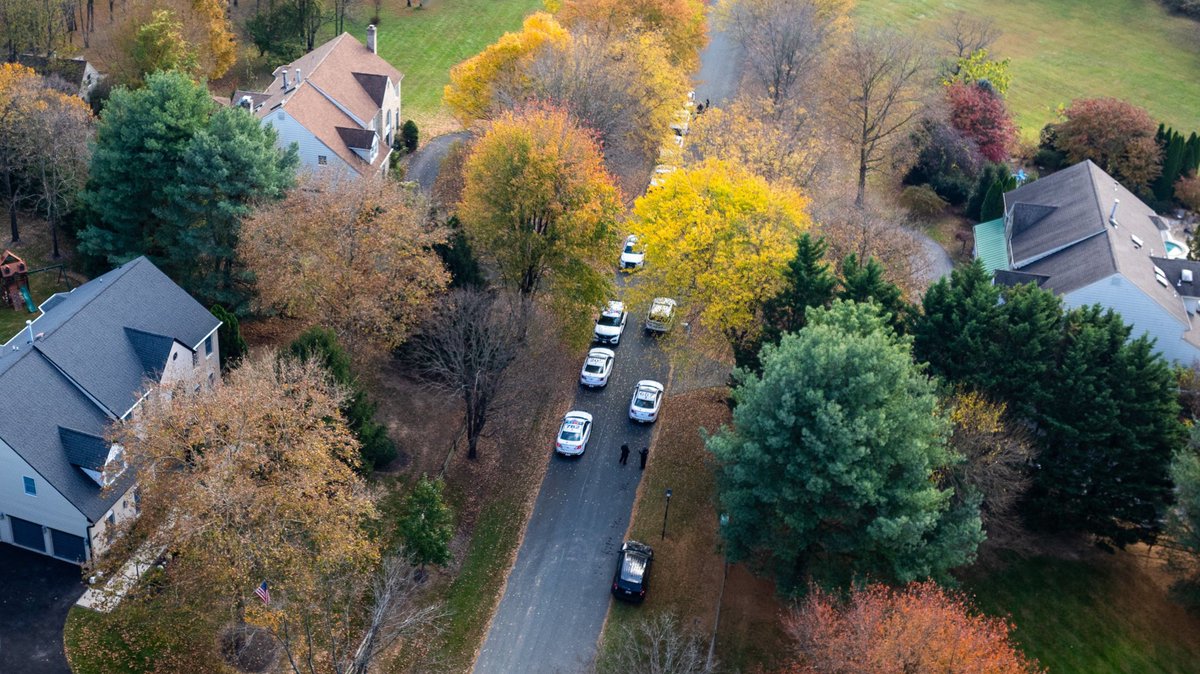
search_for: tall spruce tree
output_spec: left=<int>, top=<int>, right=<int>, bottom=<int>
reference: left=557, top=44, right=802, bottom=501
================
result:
left=1154, top=131, right=1186, bottom=203
left=1026, top=306, right=1183, bottom=548
left=967, top=163, right=1011, bottom=221
left=912, top=260, right=1002, bottom=385
left=762, top=234, right=838, bottom=339
left=709, top=301, right=982, bottom=588
left=839, top=253, right=908, bottom=333
left=1185, top=132, right=1200, bottom=177
left=987, top=283, right=1062, bottom=413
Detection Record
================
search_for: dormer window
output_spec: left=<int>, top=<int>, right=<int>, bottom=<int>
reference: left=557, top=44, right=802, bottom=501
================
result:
left=101, top=443, right=127, bottom=487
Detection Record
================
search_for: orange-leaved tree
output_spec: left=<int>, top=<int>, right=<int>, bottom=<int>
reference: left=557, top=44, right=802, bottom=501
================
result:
left=443, top=12, right=571, bottom=126
left=240, top=172, right=449, bottom=354
left=783, top=581, right=1042, bottom=674
left=458, top=105, right=620, bottom=332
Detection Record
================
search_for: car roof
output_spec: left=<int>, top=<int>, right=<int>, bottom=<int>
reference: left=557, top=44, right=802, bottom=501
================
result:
left=564, top=410, right=592, bottom=423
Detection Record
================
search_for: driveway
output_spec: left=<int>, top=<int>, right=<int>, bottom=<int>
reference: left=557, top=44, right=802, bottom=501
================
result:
left=474, top=275, right=670, bottom=674
left=406, top=131, right=470, bottom=195
left=915, top=229, right=955, bottom=283
left=0, top=544, right=86, bottom=674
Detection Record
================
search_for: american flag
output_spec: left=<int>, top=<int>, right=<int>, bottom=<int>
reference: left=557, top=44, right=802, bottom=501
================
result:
left=254, top=581, right=271, bottom=605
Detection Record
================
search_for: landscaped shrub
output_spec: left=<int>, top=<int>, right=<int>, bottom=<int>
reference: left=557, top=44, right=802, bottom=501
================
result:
left=900, top=185, right=949, bottom=217
left=967, top=163, right=1012, bottom=221
left=903, top=119, right=984, bottom=206
left=287, top=328, right=398, bottom=471
left=209, top=304, right=246, bottom=371
left=1178, top=174, right=1200, bottom=211
left=401, top=119, right=419, bottom=154
left=1158, top=0, right=1200, bottom=19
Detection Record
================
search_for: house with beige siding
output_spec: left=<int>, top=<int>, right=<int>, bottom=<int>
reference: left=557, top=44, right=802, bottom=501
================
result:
left=233, top=26, right=403, bottom=176
left=973, top=160, right=1200, bottom=365
left=0, top=257, right=220, bottom=563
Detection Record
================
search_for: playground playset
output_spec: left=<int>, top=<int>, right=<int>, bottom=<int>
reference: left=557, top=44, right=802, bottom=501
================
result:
left=0, top=251, right=36, bottom=313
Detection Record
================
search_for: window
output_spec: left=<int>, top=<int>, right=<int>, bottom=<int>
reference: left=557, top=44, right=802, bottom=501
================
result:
left=23, top=476, right=36, bottom=496
left=318, top=155, right=328, bottom=165
left=204, top=335, right=213, bottom=357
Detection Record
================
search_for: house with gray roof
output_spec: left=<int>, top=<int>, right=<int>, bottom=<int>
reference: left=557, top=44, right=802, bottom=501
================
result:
left=973, top=160, right=1200, bottom=365
left=0, top=257, right=220, bottom=563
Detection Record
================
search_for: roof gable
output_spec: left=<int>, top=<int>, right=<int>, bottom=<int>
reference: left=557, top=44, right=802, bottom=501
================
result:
left=59, top=427, right=108, bottom=472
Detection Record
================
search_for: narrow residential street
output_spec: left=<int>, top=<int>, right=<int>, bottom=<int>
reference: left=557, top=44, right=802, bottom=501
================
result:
left=473, top=16, right=742, bottom=674
left=473, top=280, right=669, bottom=673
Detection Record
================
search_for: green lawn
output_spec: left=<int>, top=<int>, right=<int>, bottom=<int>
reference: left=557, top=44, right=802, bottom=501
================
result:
left=967, top=555, right=1200, bottom=673
left=351, top=0, right=544, bottom=134
left=855, top=0, right=1200, bottom=137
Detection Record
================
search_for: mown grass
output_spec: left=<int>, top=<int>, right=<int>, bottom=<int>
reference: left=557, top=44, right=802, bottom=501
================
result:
left=351, top=0, right=544, bottom=135
left=0, top=218, right=78, bottom=340
left=967, top=554, right=1200, bottom=673
left=855, top=0, right=1200, bottom=137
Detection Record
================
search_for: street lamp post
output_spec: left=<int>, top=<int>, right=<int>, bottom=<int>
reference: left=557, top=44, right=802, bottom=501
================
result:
left=661, top=488, right=672, bottom=540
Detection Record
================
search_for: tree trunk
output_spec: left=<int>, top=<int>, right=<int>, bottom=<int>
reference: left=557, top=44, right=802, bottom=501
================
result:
left=856, top=144, right=869, bottom=208
left=5, top=171, right=18, bottom=243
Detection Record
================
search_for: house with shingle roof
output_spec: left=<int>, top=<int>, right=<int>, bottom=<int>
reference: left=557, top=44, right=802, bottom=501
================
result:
left=973, top=159, right=1200, bottom=365
left=0, top=257, right=220, bottom=563
left=233, top=25, right=402, bottom=176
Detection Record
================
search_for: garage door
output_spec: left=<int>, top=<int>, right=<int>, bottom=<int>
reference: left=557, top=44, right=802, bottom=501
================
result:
left=9, top=516, right=45, bottom=552
left=50, top=528, right=86, bottom=562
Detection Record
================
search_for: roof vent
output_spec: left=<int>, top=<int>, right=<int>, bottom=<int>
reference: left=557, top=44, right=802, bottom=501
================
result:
left=1131, top=234, right=1143, bottom=249
left=1157, top=275, right=1170, bottom=287
left=282, top=69, right=290, bottom=90
left=1184, top=269, right=1194, bottom=283
left=1109, top=198, right=1120, bottom=227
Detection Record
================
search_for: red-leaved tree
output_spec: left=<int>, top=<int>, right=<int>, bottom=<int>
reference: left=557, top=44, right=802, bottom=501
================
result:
left=782, top=581, right=1042, bottom=674
left=1052, top=97, right=1162, bottom=190
left=946, top=82, right=1017, bottom=163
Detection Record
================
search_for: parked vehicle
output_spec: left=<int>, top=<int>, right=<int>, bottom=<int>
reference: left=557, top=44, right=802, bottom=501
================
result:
left=555, top=411, right=593, bottom=456
left=611, top=540, right=653, bottom=603
left=620, top=235, right=645, bottom=271
left=628, top=380, right=664, bottom=423
left=644, top=297, right=677, bottom=334
left=580, top=348, right=616, bottom=388
left=593, top=301, right=628, bottom=345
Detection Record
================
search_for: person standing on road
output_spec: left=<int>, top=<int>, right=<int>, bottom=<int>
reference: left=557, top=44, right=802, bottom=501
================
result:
left=619, top=443, right=630, bottom=465
left=639, top=446, right=649, bottom=470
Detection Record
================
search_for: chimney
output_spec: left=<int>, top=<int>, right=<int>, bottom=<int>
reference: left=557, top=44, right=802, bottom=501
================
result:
left=282, top=68, right=290, bottom=90
left=1109, top=198, right=1120, bottom=223
left=367, top=24, right=378, bottom=54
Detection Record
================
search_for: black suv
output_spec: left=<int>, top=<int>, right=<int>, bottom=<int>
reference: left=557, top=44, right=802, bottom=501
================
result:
left=611, top=540, right=653, bottom=603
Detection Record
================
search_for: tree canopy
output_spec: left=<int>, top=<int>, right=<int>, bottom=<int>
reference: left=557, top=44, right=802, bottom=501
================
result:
left=458, top=106, right=620, bottom=329
left=708, top=301, right=982, bottom=588
left=629, top=158, right=811, bottom=352
left=1051, top=97, right=1162, bottom=191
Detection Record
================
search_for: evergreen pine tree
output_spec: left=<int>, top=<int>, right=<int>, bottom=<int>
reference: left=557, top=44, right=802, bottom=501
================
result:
left=401, top=119, right=419, bottom=154
left=1154, top=132, right=1186, bottom=202
left=210, top=304, right=247, bottom=371
left=288, top=328, right=398, bottom=471
left=839, top=253, right=908, bottom=334
left=1185, top=133, right=1200, bottom=177
left=760, top=234, right=838, bottom=345
left=398, top=476, right=454, bottom=568
left=967, top=163, right=1011, bottom=221
left=912, top=260, right=1002, bottom=386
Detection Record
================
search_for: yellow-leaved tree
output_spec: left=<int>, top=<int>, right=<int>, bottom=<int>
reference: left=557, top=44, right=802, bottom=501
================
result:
left=629, top=158, right=812, bottom=352
left=558, top=0, right=707, bottom=70
left=459, top=105, right=621, bottom=334
left=443, top=11, right=570, bottom=126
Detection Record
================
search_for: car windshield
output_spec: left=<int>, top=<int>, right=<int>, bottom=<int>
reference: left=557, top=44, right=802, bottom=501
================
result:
left=620, top=553, right=647, bottom=583
left=584, top=362, right=606, bottom=374
left=597, top=314, right=623, bottom=327
left=624, top=243, right=637, bottom=253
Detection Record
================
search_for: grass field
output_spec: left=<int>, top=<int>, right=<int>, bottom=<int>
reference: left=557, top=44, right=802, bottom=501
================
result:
left=855, top=0, right=1200, bottom=137
left=351, top=0, right=544, bottom=135
left=967, top=553, right=1200, bottom=673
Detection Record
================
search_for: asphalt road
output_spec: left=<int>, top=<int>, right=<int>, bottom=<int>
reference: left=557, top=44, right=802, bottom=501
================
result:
left=693, top=23, right=743, bottom=107
left=406, top=130, right=470, bottom=194
left=474, top=274, right=669, bottom=674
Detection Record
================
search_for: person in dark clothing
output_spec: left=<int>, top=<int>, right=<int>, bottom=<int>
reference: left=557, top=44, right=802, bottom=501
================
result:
left=620, top=443, right=630, bottom=465
left=639, top=446, right=649, bottom=469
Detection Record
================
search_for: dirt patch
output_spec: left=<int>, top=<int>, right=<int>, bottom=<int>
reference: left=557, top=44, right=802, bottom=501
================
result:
left=715, top=563, right=789, bottom=672
left=371, top=358, right=462, bottom=476
left=219, top=624, right=278, bottom=673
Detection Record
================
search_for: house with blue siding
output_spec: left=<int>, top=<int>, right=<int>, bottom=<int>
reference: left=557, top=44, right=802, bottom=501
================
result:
left=0, top=258, right=220, bottom=563
left=973, top=160, right=1200, bottom=365
left=233, top=25, right=403, bottom=176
